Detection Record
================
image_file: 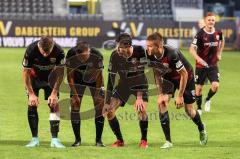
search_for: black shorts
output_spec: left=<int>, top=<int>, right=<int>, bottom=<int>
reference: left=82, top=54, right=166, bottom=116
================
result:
left=70, top=82, right=105, bottom=99
left=112, top=82, right=148, bottom=106
left=30, top=79, right=57, bottom=100
left=195, top=66, right=220, bottom=85
left=163, top=77, right=195, bottom=104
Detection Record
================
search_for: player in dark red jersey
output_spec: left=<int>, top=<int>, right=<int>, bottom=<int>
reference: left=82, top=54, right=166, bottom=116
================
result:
left=66, top=41, right=105, bottom=147
left=146, top=32, right=208, bottom=148
left=189, top=12, right=225, bottom=113
left=22, top=36, right=65, bottom=148
left=103, top=33, right=149, bottom=148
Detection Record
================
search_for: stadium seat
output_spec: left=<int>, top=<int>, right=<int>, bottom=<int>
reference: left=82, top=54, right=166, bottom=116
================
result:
left=121, top=0, right=173, bottom=20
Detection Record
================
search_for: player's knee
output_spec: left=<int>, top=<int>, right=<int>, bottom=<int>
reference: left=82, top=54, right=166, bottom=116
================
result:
left=71, top=103, right=80, bottom=111
left=184, top=105, right=195, bottom=118
left=94, top=98, right=104, bottom=108
left=107, top=111, right=115, bottom=120
left=139, top=111, right=148, bottom=121
left=49, top=104, right=60, bottom=113
left=195, top=86, right=203, bottom=95
left=95, top=106, right=103, bottom=118
left=212, top=82, right=219, bottom=91
left=158, top=104, right=167, bottom=113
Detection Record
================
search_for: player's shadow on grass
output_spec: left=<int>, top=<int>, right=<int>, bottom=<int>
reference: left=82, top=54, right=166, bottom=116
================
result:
left=125, top=141, right=236, bottom=148
left=0, top=140, right=99, bottom=147
left=1, top=140, right=238, bottom=148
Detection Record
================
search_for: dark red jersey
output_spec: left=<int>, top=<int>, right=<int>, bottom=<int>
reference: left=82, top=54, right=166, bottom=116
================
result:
left=66, top=47, right=104, bottom=84
left=22, top=41, right=65, bottom=82
left=192, top=28, right=223, bottom=68
left=147, top=45, right=194, bottom=81
left=108, top=45, right=148, bottom=86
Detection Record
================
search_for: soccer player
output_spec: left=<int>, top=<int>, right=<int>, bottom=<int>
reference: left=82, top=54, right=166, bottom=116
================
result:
left=146, top=32, right=208, bottom=149
left=22, top=36, right=65, bottom=148
left=189, top=12, right=225, bottom=113
left=66, top=41, right=105, bottom=147
left=103, top=33, right=149, bottom=148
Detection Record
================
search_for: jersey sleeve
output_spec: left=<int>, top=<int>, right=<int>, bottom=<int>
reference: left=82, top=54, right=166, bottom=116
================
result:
left=172, top=50, right=184, bottom=71
left=65, top=49, right=74, bottom=69
left=191, top=32, right=201, bottom=47
left=22, top=45, right=34, bottom=68
left=108, top=51, right=118, bottom=74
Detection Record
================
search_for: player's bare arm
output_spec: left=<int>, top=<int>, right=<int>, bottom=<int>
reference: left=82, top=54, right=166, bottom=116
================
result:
left=189, top=44, right=208, bottom=67
left=217, top=37, right=225, bottom=60
left=67, top=67, right=80, bottom=107
left=176, top=67, right=188, bottom=109
left=23, top=68, right=39, bottom=106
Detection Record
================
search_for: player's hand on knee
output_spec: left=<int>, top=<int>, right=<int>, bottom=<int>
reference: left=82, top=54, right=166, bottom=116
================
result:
left=134, top=98, right=145, bottom=112
left=48, top=93, right=58, bottom=108
left=28, top=93, right=39, bottom=106
left=175, top=96, right=184, bottom=109
left=102, top=104, right=111, bottom=117
left=197, top=58, right=208, bottom=67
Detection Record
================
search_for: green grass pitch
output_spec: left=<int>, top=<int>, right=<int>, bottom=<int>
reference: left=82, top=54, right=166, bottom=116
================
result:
left=0, top=48, right=240, bottom=159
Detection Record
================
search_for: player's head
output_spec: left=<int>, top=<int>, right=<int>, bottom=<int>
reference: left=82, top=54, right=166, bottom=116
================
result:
left=146, top=32, right=164, bottom=56
left=204, top=12, right=216, bottom=30
left=75, top=41, right=91, bottom=61
left=116, top=33, right=133, bottom=58
left=38, top=36, right=54, bottom=57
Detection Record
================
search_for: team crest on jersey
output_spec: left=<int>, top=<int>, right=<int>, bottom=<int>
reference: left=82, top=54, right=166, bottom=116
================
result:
left=216, top=35, right=220, bottom=40
left=131, top=58, right=137, bottom=64
left=50, top=58, right=56, bottom=63
left=163, top=63, right=169, bottom=68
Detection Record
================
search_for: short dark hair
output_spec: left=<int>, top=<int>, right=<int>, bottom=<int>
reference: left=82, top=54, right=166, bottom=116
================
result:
left=76, top=41, right=90, bottom=54
left=147, top=32, right=164, bottom=46
left=39, top=36, right=54, bottom=53
left=204, top=12, right=215, bottom=18
left=116, top=32, right=132, bottom=43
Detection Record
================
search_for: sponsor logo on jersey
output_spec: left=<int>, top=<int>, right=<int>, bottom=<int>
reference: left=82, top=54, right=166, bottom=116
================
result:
left=33, top=64, right=55, bottom=70
left=204, top=42, right=218, bottom=47
left=192, top=38, right=197, bottom=45
left=131, top=58, right=137, bottom=64
left=50, top=58, right=56, bottom=63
